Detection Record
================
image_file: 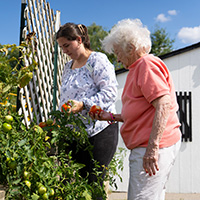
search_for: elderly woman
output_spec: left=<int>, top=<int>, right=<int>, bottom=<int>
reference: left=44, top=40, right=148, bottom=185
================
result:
left=90, top=19, right=181, bottom=200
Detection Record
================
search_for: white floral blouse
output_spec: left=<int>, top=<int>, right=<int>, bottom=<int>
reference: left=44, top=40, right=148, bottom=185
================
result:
left=59, top=52, right=118, bottom=137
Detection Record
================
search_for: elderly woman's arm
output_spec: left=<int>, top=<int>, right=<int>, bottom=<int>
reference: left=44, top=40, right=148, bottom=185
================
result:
left=143, top=94, right=171, bottom=176
left=89, top=110, right=124, bottom=122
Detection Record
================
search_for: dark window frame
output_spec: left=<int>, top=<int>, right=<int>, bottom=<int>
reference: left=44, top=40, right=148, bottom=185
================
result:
left=176, top=91, right=192, bottom=142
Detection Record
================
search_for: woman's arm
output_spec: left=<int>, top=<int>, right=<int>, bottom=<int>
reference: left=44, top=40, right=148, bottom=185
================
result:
left=113, top=114, right=124, bottom=122
left=143, top=94, right=171, bottom=176
left=81, top=53, right=118, bottom=111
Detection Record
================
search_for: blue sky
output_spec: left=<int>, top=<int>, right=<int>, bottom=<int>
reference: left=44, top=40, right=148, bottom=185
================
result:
left=1, top=0, right=200, bottom=50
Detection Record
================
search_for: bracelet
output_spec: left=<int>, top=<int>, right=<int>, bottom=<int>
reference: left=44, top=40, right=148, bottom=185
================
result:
left=108, top=112, right=116, bottom=124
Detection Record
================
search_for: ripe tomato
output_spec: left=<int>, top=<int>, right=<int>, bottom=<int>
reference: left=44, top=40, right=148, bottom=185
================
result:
left=61, top=103, right=71, bottom=112
left=39, top=122, right=47, bottom=128
left=38, top=186, right=47, bottom=195
left=2, top=123, right=12, bottom=132
left=89, top=105, right=102, bottom=115
left=5, top=115, right=14, bottom=123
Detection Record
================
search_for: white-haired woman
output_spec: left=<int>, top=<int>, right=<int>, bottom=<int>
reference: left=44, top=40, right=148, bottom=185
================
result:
left=90, top=19, right=181, bottom=200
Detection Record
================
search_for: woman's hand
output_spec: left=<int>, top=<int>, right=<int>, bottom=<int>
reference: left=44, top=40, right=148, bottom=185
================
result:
left=67, top=100, right=84, bottom=113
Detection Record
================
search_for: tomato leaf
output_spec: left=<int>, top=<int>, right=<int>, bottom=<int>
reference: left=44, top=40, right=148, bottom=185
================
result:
left=18, top=139, right=27, bottom=147
left=31, top=193, right=40, bottom=200
left=12, top=178, right=21, bottom=185
left=2, top=84, right=12, bottom=93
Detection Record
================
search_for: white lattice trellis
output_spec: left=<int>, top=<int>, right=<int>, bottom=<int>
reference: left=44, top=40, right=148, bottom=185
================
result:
left=18, top=0, right=68, bottom=126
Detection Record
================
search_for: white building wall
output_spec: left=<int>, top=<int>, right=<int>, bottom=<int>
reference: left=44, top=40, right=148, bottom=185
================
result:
left=164, top=48, right=200, bottom=193
left=114, top=71, right=129, bottom=192
left=113, top=46, right=200, bottom=193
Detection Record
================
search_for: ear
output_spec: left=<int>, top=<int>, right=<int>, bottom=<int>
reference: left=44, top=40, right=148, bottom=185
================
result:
left=76, top=36, right=82, bottom=44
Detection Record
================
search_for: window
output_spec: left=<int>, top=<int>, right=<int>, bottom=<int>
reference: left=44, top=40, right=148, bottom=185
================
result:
left=176, top=91, right=192, bottom=142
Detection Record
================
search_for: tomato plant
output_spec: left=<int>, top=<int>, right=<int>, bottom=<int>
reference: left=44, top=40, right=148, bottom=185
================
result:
left=0, top=44, right=125, bottom=200
left=0, top=106, right=107, bottom=199
left=19, top=72, right=33, bottom=88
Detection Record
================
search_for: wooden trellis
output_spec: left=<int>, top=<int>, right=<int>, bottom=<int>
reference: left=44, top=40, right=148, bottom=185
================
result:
left=18, top=0, right=68, bottom=126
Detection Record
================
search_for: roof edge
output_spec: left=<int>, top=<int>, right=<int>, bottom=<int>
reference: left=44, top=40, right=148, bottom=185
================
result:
left=159, top=42, right=200, bottom=59
left=115, top=42, right=200, bottom=75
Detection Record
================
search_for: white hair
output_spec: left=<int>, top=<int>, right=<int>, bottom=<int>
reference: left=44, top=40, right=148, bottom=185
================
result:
left=102, top=18, right=151, bottom=55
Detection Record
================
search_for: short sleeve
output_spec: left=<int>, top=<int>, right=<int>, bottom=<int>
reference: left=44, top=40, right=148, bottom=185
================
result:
left=138, top=57, right=170, bottom=103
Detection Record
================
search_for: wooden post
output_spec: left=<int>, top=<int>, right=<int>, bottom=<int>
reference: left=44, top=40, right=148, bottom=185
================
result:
left=16, top=0, right=27, bottom=112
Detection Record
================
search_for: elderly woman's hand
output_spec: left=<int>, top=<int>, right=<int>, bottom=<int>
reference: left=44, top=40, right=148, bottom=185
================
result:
left=143, top=94, right=171, bottom=176
left=89, top=110, right=111, bottom=121
left=143, top=144, right=159, bottom=176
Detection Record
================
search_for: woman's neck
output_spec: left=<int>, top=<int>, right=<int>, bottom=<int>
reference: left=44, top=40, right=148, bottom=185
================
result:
left=72, top=49, right=92, bottom=69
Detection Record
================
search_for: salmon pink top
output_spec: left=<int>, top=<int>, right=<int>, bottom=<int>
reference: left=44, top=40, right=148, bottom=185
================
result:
left=120, top=54, right=181, bottom=150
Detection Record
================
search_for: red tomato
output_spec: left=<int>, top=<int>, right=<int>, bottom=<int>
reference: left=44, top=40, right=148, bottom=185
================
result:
left=61, top=103, right=71, bottom=112
left=89, top=105, right=102, bottom=114
left=38, top=122, right=47, bottom=128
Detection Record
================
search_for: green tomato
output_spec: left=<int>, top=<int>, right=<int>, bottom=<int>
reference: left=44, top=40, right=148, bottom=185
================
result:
left=38, top=186, right=47, bottom=195
left=46, top=118, right=54, bottom=126
left=23, top=171, right=29, bottom=179
left=6, top=157, right=11, bottom=162
left=36, top=182, right=43, bottom=189
left=2, top=123, right=12, bottom=132
left=25, top=180, right=31, bottom=188
left=34, top=125, right=43, bottom=134
left=49, top=188, right=55, bottom=196
left=5, top=115, right=13, bottom=123
left=7, top=159, right=17, bottom=169
left=42, top=193, right=48, bottom=200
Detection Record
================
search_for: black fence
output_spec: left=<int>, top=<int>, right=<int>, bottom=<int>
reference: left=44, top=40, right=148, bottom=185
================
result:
left=176, top=91, right=192, bottom=142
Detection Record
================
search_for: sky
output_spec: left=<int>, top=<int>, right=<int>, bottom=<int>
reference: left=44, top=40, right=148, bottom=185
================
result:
left=0, top=0, right=200, bottom=51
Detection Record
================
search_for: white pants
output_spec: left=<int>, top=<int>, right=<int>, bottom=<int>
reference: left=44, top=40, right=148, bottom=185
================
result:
left=128, top=140, right=181, bottom=200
